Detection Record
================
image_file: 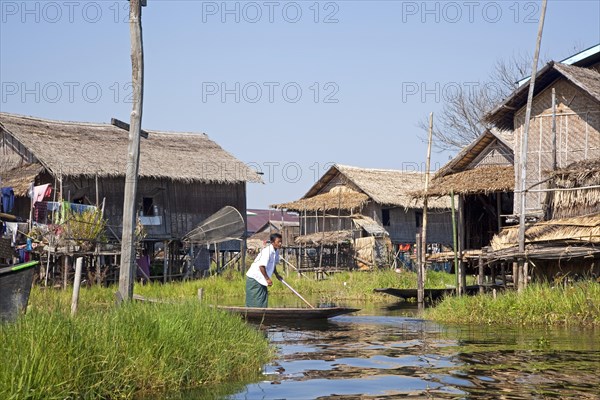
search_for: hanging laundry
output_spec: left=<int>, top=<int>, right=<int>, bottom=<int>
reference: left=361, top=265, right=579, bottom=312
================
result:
left=1, top=187, right=14, bottom=213
left=4, top=222, right=18, bottom=246
left=34, top=201, right=48, bottom=223
left=32, top=184, right=52, bottom=205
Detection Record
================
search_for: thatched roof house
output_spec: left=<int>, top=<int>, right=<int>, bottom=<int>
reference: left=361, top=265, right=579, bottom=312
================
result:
left=484, top=61, right=600, bottom=218
left=274, top=164, right=453, bottom=248
left=0, top=112, right=261, bottom=184
left=0, top=112, right=261, bottom=243
left=425, top=130, right=514, bottom=197
left=275, top=164, right=450, bottom=212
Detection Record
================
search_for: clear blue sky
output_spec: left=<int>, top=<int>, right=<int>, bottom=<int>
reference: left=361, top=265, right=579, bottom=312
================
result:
left=1, top=0, right=599, bottom=208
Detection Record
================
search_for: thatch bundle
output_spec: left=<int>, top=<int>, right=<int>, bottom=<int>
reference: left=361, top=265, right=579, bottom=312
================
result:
left=491, top=213, right=600, bottom=251
left=548, top=159, right=600, bottom=219
left=273, top=186, right=369, bottom=212
left=0, top=163, right=43, bottom=196
left=416, top=165, right=514, bottom=197
left=295, top=230, right=353, bottom=246
left=0, top=112, right=261, bottom=184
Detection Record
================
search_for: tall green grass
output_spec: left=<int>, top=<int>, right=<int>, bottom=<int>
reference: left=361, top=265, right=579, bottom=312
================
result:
left=132, top=269, right=466, bottom=302
left=0, top=292, right=271, bottom=399
left=426, top=282, right=600, bottom=327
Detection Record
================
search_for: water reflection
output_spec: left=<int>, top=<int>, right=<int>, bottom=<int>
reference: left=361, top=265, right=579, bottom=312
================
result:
left=174, top=300, right=600, bottom=399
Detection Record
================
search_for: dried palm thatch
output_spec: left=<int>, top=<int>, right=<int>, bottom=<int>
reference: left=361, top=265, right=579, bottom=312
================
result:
left=0, top=112, right=261, bottom=184
left=415, top=165, right=515, bottom=197
left=332, top=165, right=451, bottom=208
left=548, top=159, right=600, bottom=219
left=273, top=186, right=369, bottom=211
left=491, top=213, right=600, bottom=251
left=295, top=230, right=353, bottom=246
left=0, top=163, right=43, bottom=196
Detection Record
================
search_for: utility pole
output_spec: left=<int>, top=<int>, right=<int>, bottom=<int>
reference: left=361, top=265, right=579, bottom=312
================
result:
left=517, top=0, right=547, bottom=292
left=119, top=0, right=146, bottom=302
left=418, top=112, right=433, bottom=305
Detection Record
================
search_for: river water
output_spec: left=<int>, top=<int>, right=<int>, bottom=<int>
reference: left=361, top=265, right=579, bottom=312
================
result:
left=177, top=299, right=600, bottom=399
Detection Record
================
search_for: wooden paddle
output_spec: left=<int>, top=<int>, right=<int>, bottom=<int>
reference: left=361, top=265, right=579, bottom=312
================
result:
left=279, top=278, right=315, bottom=309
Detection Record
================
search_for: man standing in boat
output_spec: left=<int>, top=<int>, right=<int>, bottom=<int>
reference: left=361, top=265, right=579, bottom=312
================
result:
left=245, top=233, right=283, bottom=307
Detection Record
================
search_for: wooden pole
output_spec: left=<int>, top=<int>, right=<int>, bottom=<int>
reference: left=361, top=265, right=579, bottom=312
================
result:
left=416, top=233, right=422, bottom=302
left=517, top=0, right=547, bottom=293
left=163, top=240, right=168, bottom=283
left=457, top=195, right=466, bottom=294
left=478, top=253, right=484, bottom=295
left=118, top=0, right=145, bottom=302
left=450, top=190, right=459, bottom=294
left=418, top=112, right=433, bottom=305
left=551, top=88, right=557, bottom=171
left=71, top=257, right=83, bottom=316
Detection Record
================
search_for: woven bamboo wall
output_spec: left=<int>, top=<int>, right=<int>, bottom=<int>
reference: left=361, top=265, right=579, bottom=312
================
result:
left=513, top=78, right=600, bottom=216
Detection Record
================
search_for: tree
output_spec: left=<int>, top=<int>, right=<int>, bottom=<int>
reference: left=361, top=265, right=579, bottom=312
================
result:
left=420, top=52, right=548, bottom=151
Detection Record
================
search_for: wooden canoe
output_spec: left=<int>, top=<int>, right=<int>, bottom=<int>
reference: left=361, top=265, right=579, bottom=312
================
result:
left=217, top=306, right=360, bottom=322
left=374, top=285, right=500, bottom=300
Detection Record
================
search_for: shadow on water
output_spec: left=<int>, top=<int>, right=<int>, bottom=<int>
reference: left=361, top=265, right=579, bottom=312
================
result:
left=167, top=298, right=600, bottom=399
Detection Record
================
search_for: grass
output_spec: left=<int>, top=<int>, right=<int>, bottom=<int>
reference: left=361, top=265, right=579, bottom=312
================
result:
left=426, top=281, right=600, bottom=327
left=134, top=269, right=467, bottom=303
left=0, top=288, right=272, bottom=400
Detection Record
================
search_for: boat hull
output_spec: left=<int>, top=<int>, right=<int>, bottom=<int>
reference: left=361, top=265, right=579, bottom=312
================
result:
left=0, top=261, right=38, bottom=322
left=217, top=306, right=360, bottom=322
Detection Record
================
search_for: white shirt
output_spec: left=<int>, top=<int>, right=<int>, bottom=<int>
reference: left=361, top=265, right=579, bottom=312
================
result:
left=246, top=244, right=279, bottom=286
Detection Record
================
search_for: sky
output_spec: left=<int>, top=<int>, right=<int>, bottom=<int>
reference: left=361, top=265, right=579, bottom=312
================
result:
left=1, top=0, right=599, bottom=208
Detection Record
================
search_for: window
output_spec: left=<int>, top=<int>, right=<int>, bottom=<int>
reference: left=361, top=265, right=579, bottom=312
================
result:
left=381, top=209, right=391, bottom=226
left=142, top=197, right=155, bottom=216
left=415, top=211, right=423, bottom=228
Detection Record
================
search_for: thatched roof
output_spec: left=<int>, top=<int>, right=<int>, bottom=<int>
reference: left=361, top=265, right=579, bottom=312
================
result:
left=484, top=62, right=600, bottom=130
left=274, top=164, right=451, bottom=211
left=295, top=230, right=353, bottom=246
left=0, top=163, right=43, bottom=196
left=0, top=112, right=261, bottom=184
left=491, top=213, right=600, bottom=251
left=548, top=158, right=600, bottom=219
left=434, top=130, right=513, bottom=179
left=423, top=165, right=515, bottom=197
left=274, top=186, right=369, bottom=211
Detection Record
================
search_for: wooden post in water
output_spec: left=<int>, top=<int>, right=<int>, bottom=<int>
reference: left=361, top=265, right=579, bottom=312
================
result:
left=416, top=232, right=422, bottom=303
left=450, top=190, right=459, bottom=294
left=517, top=0, right=547, bottom=294
left=118, top=0, right=146, bottom=302
left=71, top=257, right=83, bottom=316
left=418, top=112, right=433, bottom=305
left=478, top=253, right=484, bottom=295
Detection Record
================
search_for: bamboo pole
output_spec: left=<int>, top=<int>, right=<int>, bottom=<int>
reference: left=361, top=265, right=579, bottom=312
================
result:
left=71, top=257, right=83, bottom=316
left=418, top=112, right=433, bottom=305
left=517, top=0, right=547, bottom=293
left=118, top=0, right=145, bottom=302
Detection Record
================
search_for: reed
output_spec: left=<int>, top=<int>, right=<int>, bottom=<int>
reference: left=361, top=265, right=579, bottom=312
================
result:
left=426, top=281, right=600, bottom=327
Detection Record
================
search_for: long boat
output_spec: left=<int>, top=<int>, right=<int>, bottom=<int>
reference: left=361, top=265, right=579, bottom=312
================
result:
left=0, top=261, right=39, bottom=322
left=217, top=306, right=360, bottom=322
left=374, top=285, right=503, bottom=301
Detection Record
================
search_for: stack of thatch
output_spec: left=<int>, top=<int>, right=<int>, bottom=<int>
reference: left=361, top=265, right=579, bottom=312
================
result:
left=548, top=159, right=600, bottom=219
left=294, top=230, right=353, bottom=246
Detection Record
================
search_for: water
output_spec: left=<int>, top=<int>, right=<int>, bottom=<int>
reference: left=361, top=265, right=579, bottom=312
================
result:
left=177, top=300, right=600, bottom=399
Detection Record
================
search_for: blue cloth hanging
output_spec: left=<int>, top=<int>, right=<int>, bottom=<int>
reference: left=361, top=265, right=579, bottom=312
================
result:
left=1, top=187, right=14, bottom=213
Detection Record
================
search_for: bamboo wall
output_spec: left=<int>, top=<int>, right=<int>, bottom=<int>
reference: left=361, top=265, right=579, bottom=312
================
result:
left=513, top=78, right=600, bottom=216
